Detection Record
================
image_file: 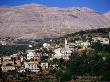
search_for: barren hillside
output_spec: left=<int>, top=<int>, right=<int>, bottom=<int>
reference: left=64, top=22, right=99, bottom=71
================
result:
left=0, top=4, right=110, bottom=39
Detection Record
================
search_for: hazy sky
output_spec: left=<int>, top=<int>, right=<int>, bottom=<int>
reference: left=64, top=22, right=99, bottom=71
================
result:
left=0, top=0, right=110, bottom=13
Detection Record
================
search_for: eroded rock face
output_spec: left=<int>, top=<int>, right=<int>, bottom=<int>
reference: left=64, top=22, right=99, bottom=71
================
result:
left=104, top=11, right=110, bottom=21
left=0, top=4, right=110, bottom=39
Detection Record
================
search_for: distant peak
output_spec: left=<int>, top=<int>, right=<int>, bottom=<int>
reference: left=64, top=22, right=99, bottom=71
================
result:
left=17, top=3, right=46, bottom=8
left=104, top=11, right=110, bottom=17
left=69, top=7, right=95, bottom=12
left=105, top=11, right=110, bottom=14
left=15, top=3, right=95, bottom=12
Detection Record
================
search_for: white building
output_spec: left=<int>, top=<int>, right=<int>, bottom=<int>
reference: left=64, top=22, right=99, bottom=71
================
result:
left=100, top=38, right=109, bottom=44
left=75, top=40, right=83, bottom=46
left=80, top=41, right=90, bottom=49
left=53, top=39, right=73, bottom=60
left=2, top=56, right=14, bottom=66
left=54, top=48, right=64, bottom=59
left=1, top=66, right=15, bottom=72
left=41, top=62, right=48, bottom=69
left=18, top=68, right=25, bottom=73
left=26, top=50, right=36, bottom=60
left=0, top=57, right=2, bottom=64
left=28, top=45, right=33, bottom=48
left=92, top=37, right=109, bottom=44
left=0, top=41, right=7, bottom=45
left=43, top=43, right=50, bottom=49
left=10, top=54, right=18, bottom=58
left=2, top=56, right=11, bottom=61
left=54, top=48, right=72, bottom=60
left=20, top=56, right=24, bottom=62
left=24, top=61, right=40, bottom=72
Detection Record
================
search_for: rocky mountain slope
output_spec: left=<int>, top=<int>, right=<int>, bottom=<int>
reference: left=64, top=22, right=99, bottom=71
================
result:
left=104, top=11, right=110, bottom=20
left=0, top=4, right=110, bottom=39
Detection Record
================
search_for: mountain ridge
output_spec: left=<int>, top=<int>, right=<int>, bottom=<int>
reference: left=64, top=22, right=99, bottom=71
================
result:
left=104, top=11, right=110, bottom=21
left=0, top=4, right=110, bottom=39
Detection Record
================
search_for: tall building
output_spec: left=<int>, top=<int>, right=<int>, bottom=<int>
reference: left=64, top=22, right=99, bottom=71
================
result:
left=65, top=38, right=69, bottom=49
left=109, top=32, right=110, bottom=44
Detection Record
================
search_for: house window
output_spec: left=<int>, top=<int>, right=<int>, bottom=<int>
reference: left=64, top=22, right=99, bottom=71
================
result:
left=105, top=39, right=108, bottom=41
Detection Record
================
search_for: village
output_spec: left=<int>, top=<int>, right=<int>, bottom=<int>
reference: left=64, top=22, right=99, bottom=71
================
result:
left=0, top=31, right=110, bottom=82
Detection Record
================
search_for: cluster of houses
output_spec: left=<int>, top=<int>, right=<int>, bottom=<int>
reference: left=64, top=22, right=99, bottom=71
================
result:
left=92, top=37, right=109, bottom=44
left=0, top=37, right=15, bottom=45
left=0, top=34, right=110, bottom=73
left=53, top=35, right=110, bottom=59
left=0, top=50, right=48, bottom=73
left=0, top=54, right=22, bottom=72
